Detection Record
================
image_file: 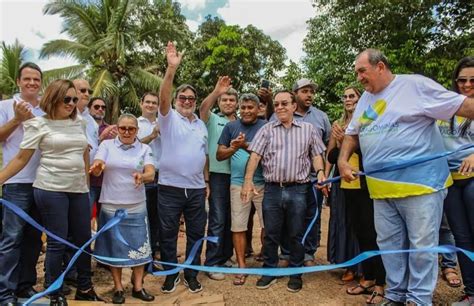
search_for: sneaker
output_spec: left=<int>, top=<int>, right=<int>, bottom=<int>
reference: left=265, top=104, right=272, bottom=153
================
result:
left=74, top=288, right=104, bottom=301
left=184, top=276, right=203, bottom=293
left=50, top=294, right=68, bottom=306
left=207, top=267, right=225, bottom=281
left=112, top=290, right=125, bottom=304
left=161, top=273, right=180, bottom=293
left=287, top=277, right=302, bottom=293
left=256, top=276, right=277, bottom=289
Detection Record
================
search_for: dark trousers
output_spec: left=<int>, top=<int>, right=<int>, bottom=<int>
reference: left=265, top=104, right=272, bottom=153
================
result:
left=444, top=178, right=474, bottom=296
left=158, top=184, right=206, bottom=278
left=146, top=179, right=160, bottom=255
left=0, top=184, right=42, bottom=303
left=205, top=173, right=233, bottom=267
left=344, top=188, right=386, bottom=286
left=34, top=188, right=92, bottom=294
left=281, top=187, right=322, bottom=261
left=262, top=183, right=309, bottom=277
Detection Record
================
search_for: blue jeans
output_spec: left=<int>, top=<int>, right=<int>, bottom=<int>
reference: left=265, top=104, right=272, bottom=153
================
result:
left=205, top=173, right=233, bottom=267
left=444, top=178, right=474, bottom=296
left=439, top=213, right=457, bottom=269
left=34, top=188, right=92, bottom=294
left=0, top=184, right=42, bottom=303
left=158, top=184, right=206, bottom=278
left=262, top=183, right=309, bottom=277
left=374, top=190, right=446, bottom=304
left=280, top=187, right=322, bottom=261
left=146, top=180, right=159, bottom=254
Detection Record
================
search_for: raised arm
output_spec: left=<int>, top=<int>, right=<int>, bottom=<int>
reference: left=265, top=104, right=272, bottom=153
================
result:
left=0, top=101, right=33, bottom=142
left=199, top=76, right=232, bottom=123
left=159, top=41, right=183, bottom=117
left=0, top=149, right=35, bottom=185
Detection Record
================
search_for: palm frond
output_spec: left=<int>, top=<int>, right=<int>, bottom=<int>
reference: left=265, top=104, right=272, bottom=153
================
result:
left=40, top=39, right=92, bottom=60
left=128, top=67, right=162, bottom=92
left=90, top=68, right=119, bottom=98
left=0, top=40, right=28, bottom=96
left=41, top=64, right=86, bottom=90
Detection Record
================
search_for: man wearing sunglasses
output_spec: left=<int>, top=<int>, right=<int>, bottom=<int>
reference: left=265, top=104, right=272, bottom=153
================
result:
left=0, top=62, right=44, bottom=305
left=157, top=41, right=209, bottom=294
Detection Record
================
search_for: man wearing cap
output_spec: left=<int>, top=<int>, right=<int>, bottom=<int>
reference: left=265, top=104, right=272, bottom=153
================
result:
left=242, top=90, right=327, bottom=292
left=199, top=76, right=238, bottom=281
left=158, top=41, right=209, bottom=294
left=278, top=79, right=331, bottom=267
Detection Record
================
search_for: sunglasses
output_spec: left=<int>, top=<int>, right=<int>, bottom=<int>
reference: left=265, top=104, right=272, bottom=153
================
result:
left=64, top=96, right=79, bottom=104
left=93, top=104, right=106, bottom=110
left=342, top=94, right=356, bottom=100
left=177, top=95, right=196, bottom=103
left=118, top=126, right=137, bottom=133
left=79, top=88, right=93, bottom=95
left=456, top=77, right=474, bottom=85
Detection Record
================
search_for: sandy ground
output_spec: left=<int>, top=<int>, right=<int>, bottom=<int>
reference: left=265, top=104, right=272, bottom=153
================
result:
left=34, top=205, right=464, bottom=305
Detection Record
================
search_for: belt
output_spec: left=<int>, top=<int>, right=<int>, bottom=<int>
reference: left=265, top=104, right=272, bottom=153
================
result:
left=267, top=182, right=307, bottom=188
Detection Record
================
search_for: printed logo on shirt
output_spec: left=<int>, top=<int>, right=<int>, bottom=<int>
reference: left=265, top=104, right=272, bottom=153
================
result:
left=358, top=99, right=387, bottom=126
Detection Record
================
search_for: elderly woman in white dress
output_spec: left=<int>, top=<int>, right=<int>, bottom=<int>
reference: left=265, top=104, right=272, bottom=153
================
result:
left=90, top=114, right=155, bottom=304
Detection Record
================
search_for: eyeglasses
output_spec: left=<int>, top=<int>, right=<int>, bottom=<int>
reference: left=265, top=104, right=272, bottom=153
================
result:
left=79, top=88, right=93, bottom=95
left=118, top=126, right=137, bottom=134
left=93, top=104, right=106, bottom=110
left=342, top=94, right=356, bottom=100
left=64, top=96, right=79, bottom=104
left=456, top=77, right=474, bottom=85
left=274, top=101, right=292, bottom=108
left=177, top=95, right=196, bottom=103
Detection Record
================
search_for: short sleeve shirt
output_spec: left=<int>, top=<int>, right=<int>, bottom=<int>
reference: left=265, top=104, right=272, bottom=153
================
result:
left=0, top=94, right=44, bottom=184
left=206, top=112, right=231, bottom=174
left=95, top=138, right=154, bottom=204
left=218, top=119, right=267, bottom=186
left=346, top=74, right=466, bottom=199
left=158, top=109, right=208, bottom=189
left=294, top=106, right=332, bottom=144
left=137, top=116, right=162, bottom=169
left=79, top=108, right=99, bottom=163
left=21, top=116, right=89, bottom=193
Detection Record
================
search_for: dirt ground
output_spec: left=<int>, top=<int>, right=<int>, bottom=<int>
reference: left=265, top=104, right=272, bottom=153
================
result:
left=34, top=205, right=464, bottom=305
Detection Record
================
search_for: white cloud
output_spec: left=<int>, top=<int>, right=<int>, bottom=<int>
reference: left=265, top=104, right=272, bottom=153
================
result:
left=186, top=19, right=200, bottom=32
left=217, top=0, right=314, bottom=64
left=0, top=0, right=78, bottom=70
left=179, top=0, right=207, bottom=11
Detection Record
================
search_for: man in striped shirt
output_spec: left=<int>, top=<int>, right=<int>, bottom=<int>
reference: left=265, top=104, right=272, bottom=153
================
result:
left=241, top=90, right=327, bottom=293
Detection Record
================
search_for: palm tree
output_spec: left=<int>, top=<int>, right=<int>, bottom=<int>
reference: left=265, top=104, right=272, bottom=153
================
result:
left=0, top=40, right=27, bottom=98
left=40, top=0, right=163, bottom=120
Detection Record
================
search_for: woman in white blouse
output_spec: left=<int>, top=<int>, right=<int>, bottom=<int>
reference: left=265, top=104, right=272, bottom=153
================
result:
left=0, top=79, right=103, bottom=306
left=90, top=114, right=155, bottom=304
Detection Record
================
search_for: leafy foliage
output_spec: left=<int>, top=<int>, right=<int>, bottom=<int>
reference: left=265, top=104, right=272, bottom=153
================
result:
left=0, top=40, right=28, bottom=97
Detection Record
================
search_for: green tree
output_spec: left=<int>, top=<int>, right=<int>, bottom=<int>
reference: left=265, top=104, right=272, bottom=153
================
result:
left=0, top=40, right=27, bottom=97
left=41, top=0, right=191, bottom=119
left=180, top=16, right=287, bottom=97
left=304, top=0, right=473, bottom=121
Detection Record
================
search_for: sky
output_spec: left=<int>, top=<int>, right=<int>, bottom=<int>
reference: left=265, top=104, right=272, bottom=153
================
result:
left=0, top=0, right=315, bottom=71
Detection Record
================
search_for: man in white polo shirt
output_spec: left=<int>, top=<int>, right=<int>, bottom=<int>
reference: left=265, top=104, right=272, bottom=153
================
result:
left=158, top=41, right=209, bottom=294
left=0, top=63, right=44, bottom=306
left=137, top=92, right=162, bottom=262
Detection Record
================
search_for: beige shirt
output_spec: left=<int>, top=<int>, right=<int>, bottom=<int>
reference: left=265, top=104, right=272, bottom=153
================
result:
left=20, top=116, right=89, bottom=193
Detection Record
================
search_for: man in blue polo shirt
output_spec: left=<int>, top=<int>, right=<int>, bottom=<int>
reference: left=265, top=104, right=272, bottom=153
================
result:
left=158, top=41, right=209, bottom=294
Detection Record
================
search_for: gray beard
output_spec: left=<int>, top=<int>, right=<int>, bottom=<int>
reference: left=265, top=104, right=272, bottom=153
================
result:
left=91, top=114, right=104, bottom=120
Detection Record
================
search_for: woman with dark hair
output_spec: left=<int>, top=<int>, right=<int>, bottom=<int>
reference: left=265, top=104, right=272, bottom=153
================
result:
left=325, top=86, right=361, bottom=283
left=0, top=79, right=103, bottom=306
left=439, top=56, right=474, bottom=304
left=327, top=86, right=386, bottom=304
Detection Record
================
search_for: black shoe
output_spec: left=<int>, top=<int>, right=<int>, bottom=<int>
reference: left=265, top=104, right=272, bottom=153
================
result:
left=0, top=299, right=20, bottom=306
left=287, top=277, right=302, bottom=293
left=184, top=276, right=203, bottom=293
left=132, top=288, right=155, bottom=302
left=64, top=278, right=77, bottom=288
left=256, top=276, right=277, bottom=289
left=16, top=287, right=38, bottom=298
left=74, top=288, right=104, bottom=301
left=50, top=295, right=68, bottom=306
left=161, top=273, right=180, bottom=293
left=112, top=290, right=125, bottom=304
